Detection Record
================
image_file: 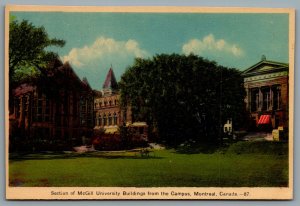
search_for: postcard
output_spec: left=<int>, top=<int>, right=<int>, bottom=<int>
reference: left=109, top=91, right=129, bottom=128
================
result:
left=5, top=5, right=295, bottom=200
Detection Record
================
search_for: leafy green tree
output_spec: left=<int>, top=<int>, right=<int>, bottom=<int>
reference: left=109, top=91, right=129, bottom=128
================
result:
left=9, top=19, right=65, bottom=87
left=119, top=54, right=246, bottom=146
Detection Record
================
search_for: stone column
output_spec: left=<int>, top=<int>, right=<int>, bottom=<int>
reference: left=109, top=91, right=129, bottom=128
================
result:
left=270, top=86, right=273, bottom=110
left=245, top=88, right=250, bottom=111
left=258, top=88, right=262, bottom=111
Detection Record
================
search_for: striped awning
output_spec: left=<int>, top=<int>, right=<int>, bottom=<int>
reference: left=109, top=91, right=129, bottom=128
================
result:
left=258, top=115, right=271, bottom=124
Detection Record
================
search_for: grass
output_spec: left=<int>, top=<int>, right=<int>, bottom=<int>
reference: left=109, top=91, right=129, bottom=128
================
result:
left=9, top=142, right=288, bottom=187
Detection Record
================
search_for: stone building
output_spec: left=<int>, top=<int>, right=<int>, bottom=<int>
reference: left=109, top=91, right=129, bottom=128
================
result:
left=242, top=56, right=289, bottom=130
left=9, top=60, right=94, bottom=148
left=94, top=67, right=132, bottom=133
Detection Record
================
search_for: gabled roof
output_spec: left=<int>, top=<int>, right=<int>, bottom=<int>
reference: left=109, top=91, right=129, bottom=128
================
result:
left=242, top=58, right=288, bottom=77
left=102, top=67, right=118, bottom=90
left=82, top=77, right=92, bottom=90
left=56, top=62, right=91, bottom=90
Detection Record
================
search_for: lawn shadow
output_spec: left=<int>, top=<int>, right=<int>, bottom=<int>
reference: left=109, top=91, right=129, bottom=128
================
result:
left=9, top=151, right=163, bottom=161
left=174, top=142, right=228, bottom=154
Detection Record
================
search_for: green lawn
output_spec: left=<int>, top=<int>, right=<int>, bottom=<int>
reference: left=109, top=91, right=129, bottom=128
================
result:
left=9, top=144, right=288, bottom=187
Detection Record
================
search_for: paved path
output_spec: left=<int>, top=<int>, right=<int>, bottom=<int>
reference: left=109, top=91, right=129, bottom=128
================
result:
left=242, top=132, right=273, bottom=141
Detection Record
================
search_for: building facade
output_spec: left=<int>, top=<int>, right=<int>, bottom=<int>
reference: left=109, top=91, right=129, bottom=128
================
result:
left=94, top=67, right=132, bottom=133
left=9, top=60, right=94, bottom=148
left=242, top=56, right=289, bottom=130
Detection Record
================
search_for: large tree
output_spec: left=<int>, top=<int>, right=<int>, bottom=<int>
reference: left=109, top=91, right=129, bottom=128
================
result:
left=9, top=19, right=65, bottom=87
left=119, top=54, right=246, bottom=146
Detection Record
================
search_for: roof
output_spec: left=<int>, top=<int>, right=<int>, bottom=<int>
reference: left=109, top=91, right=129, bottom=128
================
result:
left=82, top=77, right=92, bottom=90
left=13, top=59, right=93, bottom=96
left=55, top=62, right=92, bottom=91
left=242, top=57, right=288, bottom=77
left=102, top=67, right=118, bottom=90
left=13, top=83, right=35, bottom=96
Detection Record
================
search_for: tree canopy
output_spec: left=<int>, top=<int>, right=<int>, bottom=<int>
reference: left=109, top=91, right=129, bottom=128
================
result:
left=9, top=19, right=65, bottom=87
left=119, top=54, right=247, bottom=146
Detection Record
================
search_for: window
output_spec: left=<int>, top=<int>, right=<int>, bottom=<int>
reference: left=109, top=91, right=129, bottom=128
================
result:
left=44, top=97, right=50, bottom=122
left=87, top=101, right=93, bottom=127
left=31, top=92, right=51, bottom=122
left=108, top=113, right=112, bottom=125
left=37, top=99, right=43, bottom=121
left=114, top=113, right=118, bottom=125
left=98, top=115, right=102, bottom=126
left=251, top=88, right=259, bottom=112
left=80, top=96, right=87, bottom=126
left=272, top=85, right=281, bottom=110
left=109, top=100, right=112, bottom=106
left=34, top=92, right=43, bottom=122
left=15, top=98, right=20, bottom=118
left=103, top=114, right=107, bottom=126
left=262, top=87, right=271, bottom=111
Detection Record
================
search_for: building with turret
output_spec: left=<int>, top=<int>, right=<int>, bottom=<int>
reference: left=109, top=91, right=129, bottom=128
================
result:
left=93, top=67, right=132, bottom=133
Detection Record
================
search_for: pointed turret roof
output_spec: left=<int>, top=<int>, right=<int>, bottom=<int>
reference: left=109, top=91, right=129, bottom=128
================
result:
left=102, top=67, right=118, bottom=90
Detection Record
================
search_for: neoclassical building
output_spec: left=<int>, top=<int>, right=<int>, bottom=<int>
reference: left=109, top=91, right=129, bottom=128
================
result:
left=242, top=56, right=289, bottom=130
left=94, top=67, right=132, bottom=133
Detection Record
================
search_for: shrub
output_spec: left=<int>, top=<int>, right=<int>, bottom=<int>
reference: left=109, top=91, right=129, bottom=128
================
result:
left=92, top=130, right=148, bottom=151
left=93, top=134, right=122, bottom=151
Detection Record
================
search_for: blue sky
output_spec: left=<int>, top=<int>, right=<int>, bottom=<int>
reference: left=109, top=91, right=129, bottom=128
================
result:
left=12, top=12, right=289, bottom=89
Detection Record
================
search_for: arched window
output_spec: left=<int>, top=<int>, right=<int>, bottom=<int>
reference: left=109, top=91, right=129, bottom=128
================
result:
left=109, top=100, right=112, bottom=106
left=103, top=114, right=107, bottom=126
left=108, top=113, right=112, bottom=125
left=114, top=113, right=118, bottom=125
left=114, top=99, right=117, bottom=105
left=98, top=114, right=102, bottom=126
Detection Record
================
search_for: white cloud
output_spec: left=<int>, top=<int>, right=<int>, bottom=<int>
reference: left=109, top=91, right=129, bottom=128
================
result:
left=62, top=37, right=149, bottom=68
left=182, top=34, right=244, bottom=57
left=61, top=37, right=149, bottom=89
